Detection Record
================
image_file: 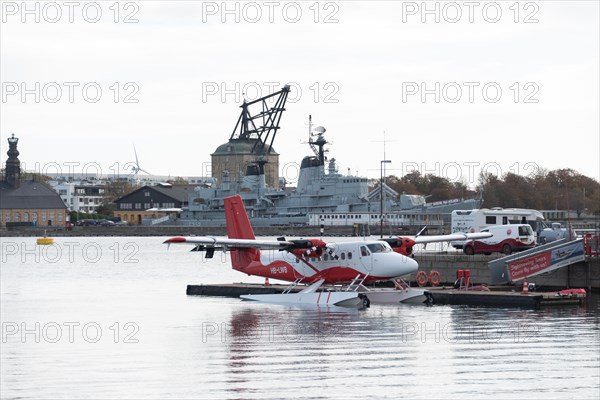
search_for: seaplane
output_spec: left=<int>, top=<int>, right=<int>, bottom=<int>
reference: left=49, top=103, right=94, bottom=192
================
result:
left=164, top=195, right=492, bottom=308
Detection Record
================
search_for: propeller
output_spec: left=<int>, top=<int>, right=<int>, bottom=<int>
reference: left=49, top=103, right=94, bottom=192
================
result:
left=325, top=245, right=339, bottom=260
left=414, top=226, right=429, bottom=250
left=275, top=237, right=341, bottom=260
left=279, top=238, right=330, bottom=259
left=415, top=225, right=428, bottom=238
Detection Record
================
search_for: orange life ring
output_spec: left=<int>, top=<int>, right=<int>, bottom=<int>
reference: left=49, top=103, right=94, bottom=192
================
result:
left=429, top=270, right=441, bottom=286
left=416, top=271, right=428, bottom=287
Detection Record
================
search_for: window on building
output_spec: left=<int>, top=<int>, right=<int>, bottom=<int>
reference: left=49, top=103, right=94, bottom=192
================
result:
left=23, top=212, right=29, bottom=222
left=144, top=191, right=150, bottom=197
left=32, top=213, right=38, bottom=222
left=135, top=203, right=142, bottom=209
left=15, top=213, right=20, bottom=222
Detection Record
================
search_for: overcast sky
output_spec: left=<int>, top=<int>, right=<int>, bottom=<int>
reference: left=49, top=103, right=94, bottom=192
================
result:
left=1, top=1, right=599, bottom=187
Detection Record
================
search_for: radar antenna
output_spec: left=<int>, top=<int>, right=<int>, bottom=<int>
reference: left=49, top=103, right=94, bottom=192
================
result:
left=307, top=115, right=328, bottom=166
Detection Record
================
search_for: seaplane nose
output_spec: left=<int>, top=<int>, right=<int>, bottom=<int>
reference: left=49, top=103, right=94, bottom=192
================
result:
left=397, top=255, right=419, bottom=276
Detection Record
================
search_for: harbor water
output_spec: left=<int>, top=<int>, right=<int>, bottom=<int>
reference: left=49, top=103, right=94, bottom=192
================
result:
left=1, top=236, right=599, bottom=399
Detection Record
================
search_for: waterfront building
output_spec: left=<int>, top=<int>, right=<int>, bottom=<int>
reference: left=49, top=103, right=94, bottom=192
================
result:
left=113, top=183, right=195, bottom=225
left=48, top=180, right=107, bottom=213
left=0, top=135, right=67, bottom=228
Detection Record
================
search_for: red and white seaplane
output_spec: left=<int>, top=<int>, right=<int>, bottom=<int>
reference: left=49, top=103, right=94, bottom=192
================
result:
left=164, top=195, right=492, bottom=308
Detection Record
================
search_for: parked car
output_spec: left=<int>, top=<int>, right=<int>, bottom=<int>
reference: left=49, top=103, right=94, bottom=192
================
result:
left=77, top=219, right=98, bottom=226
left=463, top=224, right=536, bottom=255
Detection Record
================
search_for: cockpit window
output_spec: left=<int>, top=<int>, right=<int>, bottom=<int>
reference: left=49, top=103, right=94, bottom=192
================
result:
left=360, top=246, right=369, bottom=256
left=367, top=243, right=390, bottom=253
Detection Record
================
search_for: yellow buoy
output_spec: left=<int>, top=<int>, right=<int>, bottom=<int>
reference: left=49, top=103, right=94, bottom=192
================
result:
left=37, top=230, right=54, bottom=245
left=37, top=237, right=54, bottom=245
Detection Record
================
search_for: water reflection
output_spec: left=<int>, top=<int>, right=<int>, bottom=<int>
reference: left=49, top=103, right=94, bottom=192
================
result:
left=224, top=305, right=374, bottom=397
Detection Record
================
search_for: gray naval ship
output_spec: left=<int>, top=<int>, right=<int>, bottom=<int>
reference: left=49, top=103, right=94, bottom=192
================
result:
left=178, top=86, right=481, bottom=229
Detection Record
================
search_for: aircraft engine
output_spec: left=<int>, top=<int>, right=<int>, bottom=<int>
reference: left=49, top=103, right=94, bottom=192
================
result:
left=382, top=237, right=416, bottom=257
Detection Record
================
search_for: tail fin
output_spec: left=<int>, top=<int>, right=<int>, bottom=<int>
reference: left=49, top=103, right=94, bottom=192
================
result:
left=224, top=195, right=259, bottom=269
left=224, top=195, right=256, bottom=240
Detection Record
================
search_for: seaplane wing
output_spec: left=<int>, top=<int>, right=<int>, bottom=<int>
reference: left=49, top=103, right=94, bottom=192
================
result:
left=413, top=232, right=493, bottom=244
left=163, top=236, right=338, bottom=257
left=163, top=236, right=291, bottom=249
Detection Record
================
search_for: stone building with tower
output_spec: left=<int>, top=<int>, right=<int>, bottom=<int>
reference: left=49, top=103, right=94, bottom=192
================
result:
left=0, top=134, right=67, bottom=228
left=211, top=139, right=279, bottom=188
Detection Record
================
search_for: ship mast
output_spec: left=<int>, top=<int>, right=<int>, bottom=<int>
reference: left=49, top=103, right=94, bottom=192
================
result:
left=308, top=115, right=328, bottom=166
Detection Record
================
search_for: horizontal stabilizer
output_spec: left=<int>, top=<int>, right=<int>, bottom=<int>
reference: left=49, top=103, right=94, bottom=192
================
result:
left=163, top=236, right=292, bottom=249
left=190, top=245, right=225, bottom=252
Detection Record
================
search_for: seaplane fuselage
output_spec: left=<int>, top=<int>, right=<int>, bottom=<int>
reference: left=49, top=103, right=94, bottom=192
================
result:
left=235, top=240, right=418, bottom=284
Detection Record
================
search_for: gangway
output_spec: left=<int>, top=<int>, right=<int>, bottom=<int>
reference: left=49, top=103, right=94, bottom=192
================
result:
left=488, top=238, right=586, bottom=284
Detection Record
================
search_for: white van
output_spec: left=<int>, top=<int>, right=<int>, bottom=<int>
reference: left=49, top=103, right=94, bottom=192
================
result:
left=451, top=208, right=547, bottom=248
left=462, top=224, right=536, bottom=255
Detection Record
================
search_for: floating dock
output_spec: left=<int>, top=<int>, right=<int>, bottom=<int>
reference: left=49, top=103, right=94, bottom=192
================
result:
left=187, top=283, right=585, bottom=308
left=186, top=283, right=300, bottom=297
left=426, top=288, right=586, bottom=309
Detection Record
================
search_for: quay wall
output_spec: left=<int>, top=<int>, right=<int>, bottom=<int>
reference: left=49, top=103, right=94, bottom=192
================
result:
left=414, top=253, right=600, bottom=291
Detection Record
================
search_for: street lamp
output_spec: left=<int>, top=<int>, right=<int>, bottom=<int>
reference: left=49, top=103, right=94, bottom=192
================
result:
left=380, top=159, right=391, bottom=238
